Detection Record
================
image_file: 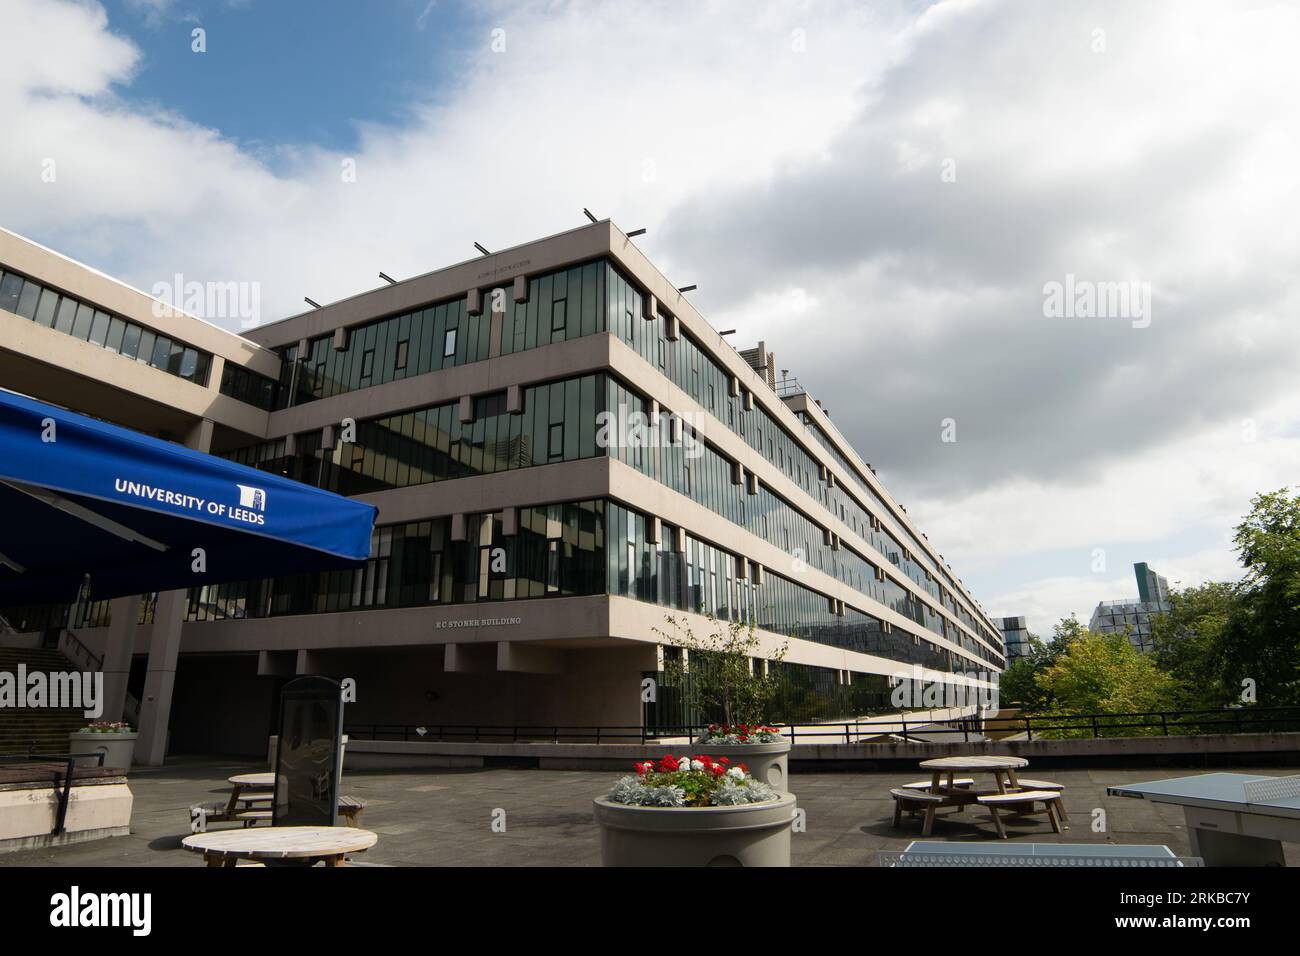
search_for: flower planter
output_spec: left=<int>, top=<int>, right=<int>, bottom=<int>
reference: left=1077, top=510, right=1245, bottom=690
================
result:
left=593, top=791, right=796, bottom=867
left=68, top=730, right=138, bottom=771
left=690, top=738, right=791, bottom=791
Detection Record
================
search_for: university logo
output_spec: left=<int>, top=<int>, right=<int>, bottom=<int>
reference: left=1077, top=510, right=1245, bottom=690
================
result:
left=236, top=484, right=266, bottom=511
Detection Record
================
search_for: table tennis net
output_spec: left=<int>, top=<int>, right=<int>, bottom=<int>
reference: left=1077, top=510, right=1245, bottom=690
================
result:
left=879, top=851, right=1203, bottom=867
left=1242, top=774, right=1300, bottom=804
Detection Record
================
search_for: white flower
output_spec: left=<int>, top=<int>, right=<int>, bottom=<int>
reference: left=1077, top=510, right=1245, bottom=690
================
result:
left=727, top=766, right=746, bottom=780
left=690, top=759, right=705, bottom=771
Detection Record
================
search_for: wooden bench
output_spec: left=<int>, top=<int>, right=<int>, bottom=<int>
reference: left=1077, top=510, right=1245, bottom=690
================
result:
left=977, top=790, right=1064, bottom=839
left=1014, top=779, right=1068, bottom=823
left=902, top=778, right=975, bottom=791
left=237, top=797, right=368, bottom=829
left=890, top=788, right=949, bottom=836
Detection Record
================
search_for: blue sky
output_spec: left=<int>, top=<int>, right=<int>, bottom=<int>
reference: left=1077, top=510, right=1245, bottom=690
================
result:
left=3, top=0, right=1296, bottom=638
left=101, top=0, right=477, bottom=157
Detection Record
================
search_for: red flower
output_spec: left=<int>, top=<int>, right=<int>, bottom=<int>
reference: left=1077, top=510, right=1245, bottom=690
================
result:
left=719, top=756, right=730, bottom=765
left=711, top=765, right=726, bottom=777
left=738, top=763, right=749, bottom=773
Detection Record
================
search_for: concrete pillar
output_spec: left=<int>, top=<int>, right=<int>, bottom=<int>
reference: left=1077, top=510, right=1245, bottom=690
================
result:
left=134, top=418, right=213, bottom=766
left=134, top=589, right=186, bottom=765
left=513, top=275, right=529, bottom=303
left=100, top=594, right=140, bottom=723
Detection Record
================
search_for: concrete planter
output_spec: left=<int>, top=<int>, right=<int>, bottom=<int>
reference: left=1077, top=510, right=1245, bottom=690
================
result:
left=690, top=738, right=791, bottom=791
left=594, top=792, right=795, bottom=867
left=68, top=730, right=137, bottom=771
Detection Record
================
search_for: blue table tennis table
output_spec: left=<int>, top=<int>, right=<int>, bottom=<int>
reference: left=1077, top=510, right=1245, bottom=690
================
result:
left=1108, top=772, right=1300, bottom=866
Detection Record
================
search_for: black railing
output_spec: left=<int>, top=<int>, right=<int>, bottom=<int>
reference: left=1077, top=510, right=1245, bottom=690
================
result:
left=343, top=707, right=1300, bottom=746
left=0, top=752, right=107, bottom=835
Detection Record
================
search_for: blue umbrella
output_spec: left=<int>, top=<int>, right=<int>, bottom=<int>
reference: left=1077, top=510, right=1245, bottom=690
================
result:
left=0, top=387, right=376, bottom=603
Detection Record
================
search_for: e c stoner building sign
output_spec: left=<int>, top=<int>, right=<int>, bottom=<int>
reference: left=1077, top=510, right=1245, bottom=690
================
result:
left=435, top=616, right=523, bottom=630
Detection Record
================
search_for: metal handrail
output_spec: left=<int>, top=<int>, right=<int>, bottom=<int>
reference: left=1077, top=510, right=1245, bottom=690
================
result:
left=57, top=628, right=103, bottom=671
left=342, top=707, right=1300, bottom=746
left=0, top=751, right=107, bottom=834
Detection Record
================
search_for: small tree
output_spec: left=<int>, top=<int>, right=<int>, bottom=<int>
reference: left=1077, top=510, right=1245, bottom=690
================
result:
left=653, top=611, right=788, bottom=728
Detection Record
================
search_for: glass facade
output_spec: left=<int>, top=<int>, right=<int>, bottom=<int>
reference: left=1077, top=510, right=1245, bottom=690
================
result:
left=644, top=661, right=901, bottom=731
left=219, top=362, right=279, bottom=411
left=0, top=263, right=212, bottom=387
left=185, top=500, right=607, bottom=621
left=184, top=494, right=965, bottom=672
left=274, top=260, right=607, bottom=409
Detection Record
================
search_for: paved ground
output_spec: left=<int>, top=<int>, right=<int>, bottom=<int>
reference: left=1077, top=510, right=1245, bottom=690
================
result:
left=3, top=759, right=1298, bottom=866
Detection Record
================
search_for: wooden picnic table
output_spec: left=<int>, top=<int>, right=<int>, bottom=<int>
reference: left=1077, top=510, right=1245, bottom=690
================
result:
left=919, top=755, right=1028, bottom=796
left=223, top=772, right=276, bottom=818
left=182, top=826, right=377, bottom=867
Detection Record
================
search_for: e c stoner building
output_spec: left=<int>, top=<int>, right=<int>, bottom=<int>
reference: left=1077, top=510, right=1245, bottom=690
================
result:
left=0, top=221, right=1005, bottom=758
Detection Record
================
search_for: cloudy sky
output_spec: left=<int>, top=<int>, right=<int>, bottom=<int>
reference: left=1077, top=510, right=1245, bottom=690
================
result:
left=2, top=0, right=1297, bottom=638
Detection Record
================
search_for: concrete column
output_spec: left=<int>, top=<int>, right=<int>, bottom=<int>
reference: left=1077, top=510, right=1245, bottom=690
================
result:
left=99, top=594, right=140, bottom=723
left=134, top=588, right=186, bottom=765
left=134, top=418, right=213, bottom=766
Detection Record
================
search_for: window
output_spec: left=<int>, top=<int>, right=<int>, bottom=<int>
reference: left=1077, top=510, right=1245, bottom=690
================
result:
left=150, top=335, right=172, bottom=369
left=136, top=329, right=156, bottom=365
left=34, top=289, right=59, bottom=327
left=71, top=302, right=94, bottom=340
left=551, top=300, right=566, bottom=334
left=88, top=311, right=110, bottom=346
left=105, top=317, right=126, bottom=353
left=15, top=280, right=40, bottom=319
left=0, top=272, right=22, bottom=313
left=360, top=349, right=374, bottom=380
left=443, top=328, right=457, bottom=357
left=53, top=297, right=77, bottom=333
left=548, top=423, right=564, bottom=461
left=395, top=339, right=408, bottom=370
left=120, top=323, right=142, bottom=359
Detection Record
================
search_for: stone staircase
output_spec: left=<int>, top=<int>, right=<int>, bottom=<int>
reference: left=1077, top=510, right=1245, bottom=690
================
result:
left=0, top=646, right=90, bottom=755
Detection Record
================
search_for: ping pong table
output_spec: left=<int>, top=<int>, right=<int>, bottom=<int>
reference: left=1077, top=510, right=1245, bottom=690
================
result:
left=1107, top=772, right=1300, bottom=866
left=879, top=841, right=1193, bottom=867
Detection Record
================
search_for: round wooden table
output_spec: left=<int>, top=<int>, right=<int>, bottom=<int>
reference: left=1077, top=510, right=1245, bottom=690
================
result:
left=182, top=826, right=377, bottom=867
left=919, top=755, right=1028, bottom=795
left=224, top=773, right=277, bottom=817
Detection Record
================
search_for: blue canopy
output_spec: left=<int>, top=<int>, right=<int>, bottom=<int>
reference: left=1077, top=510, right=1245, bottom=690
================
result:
left=0, top=388, right=377, bottom=604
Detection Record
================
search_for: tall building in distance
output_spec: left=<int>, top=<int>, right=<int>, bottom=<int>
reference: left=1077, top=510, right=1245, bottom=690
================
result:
left=1089, top=561, right=1172, bottom=653
left=999, top=616, right=1032, bottom=661
left=0, top=220, right=1005, bottom=756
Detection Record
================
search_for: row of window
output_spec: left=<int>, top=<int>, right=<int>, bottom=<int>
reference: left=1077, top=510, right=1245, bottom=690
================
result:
left=0, top=264, right=212, bottom=386
left=217, top=367, right=1000, bottom=668
left=275, top=260, right=608, bottom=409
left=180, top=496, right=980, bottom=675
left=219, top=362, right=279, bottom=411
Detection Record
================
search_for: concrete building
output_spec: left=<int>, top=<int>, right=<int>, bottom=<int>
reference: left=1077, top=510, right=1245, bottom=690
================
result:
left=0, top=221, right=1005, bottom=760
left=1089, top=562, right=1172, bottom=653
left=999, top=616, right=1032, bottom=662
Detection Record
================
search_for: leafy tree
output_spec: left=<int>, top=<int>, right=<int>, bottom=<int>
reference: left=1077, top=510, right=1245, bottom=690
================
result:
left=1150, top=581, right=1241, bottom=709
left=999, top=617, right=1088, bottom=710
left=1033, top=631, right=1177, bottom=737
left=654, top=612, right=788, bottom=727
left=1220, top=488, right=1300, bottom=706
